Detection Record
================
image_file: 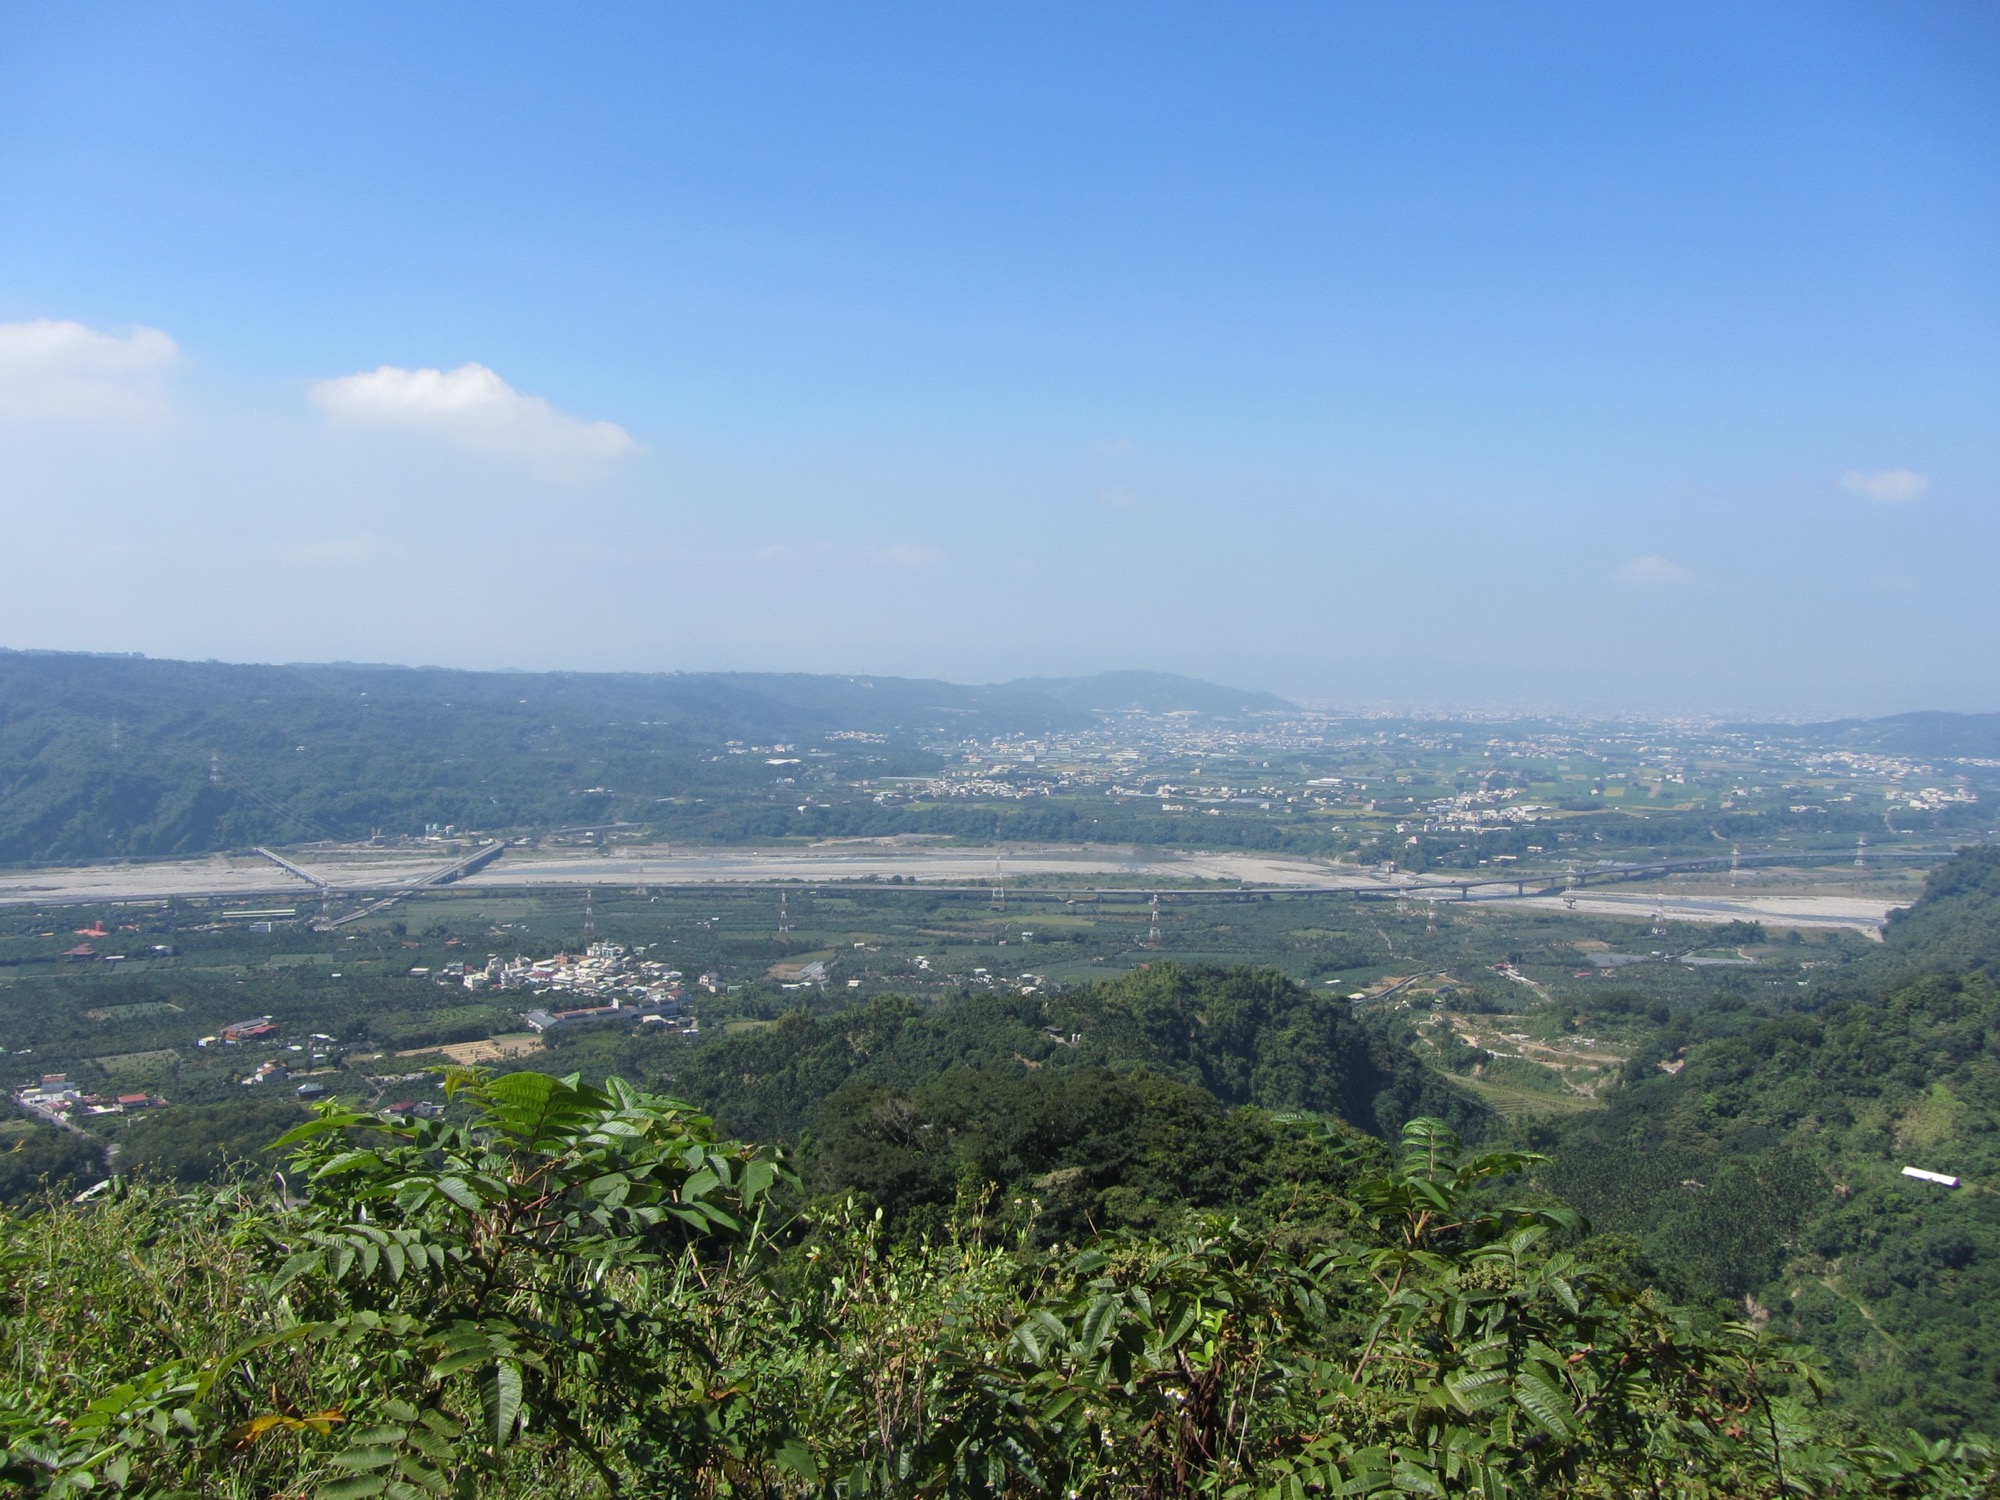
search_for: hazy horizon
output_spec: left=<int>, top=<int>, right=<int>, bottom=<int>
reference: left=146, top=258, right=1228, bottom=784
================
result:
left=4, top=641, right=1991, bottom=726
left=3, top=4, right=1996, bottom=717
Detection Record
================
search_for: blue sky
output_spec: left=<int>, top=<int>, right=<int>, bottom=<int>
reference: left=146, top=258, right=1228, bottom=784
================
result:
left=1, top=3, right=1995, bottom=714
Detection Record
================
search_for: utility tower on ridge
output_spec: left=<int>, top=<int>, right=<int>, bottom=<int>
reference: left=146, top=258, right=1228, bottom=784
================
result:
left=1147, top=893, right=1161, bottom=947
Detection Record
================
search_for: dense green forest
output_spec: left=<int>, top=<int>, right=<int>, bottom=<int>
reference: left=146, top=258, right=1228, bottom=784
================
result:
left=653, top=966, right=1483, bottom=1244
left=663, top=966, right=1482, bottom=1144
left=5, top=1071, right=1993, bottom=1497
left=1544, top=847, right=2000, bottom=1437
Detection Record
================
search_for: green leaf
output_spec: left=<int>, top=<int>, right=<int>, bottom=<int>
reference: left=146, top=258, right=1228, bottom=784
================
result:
left=1512, top=1370, right=1578, bottom=1440
left=433, top=1177, right=481, bottom=1211
left=395, top=1454, right=452, bottom=1496
left=273, top=1111, right=370, bottom=1148
left=480, top=1071, right=584, bottom=1147
left=772, top=1437, right=818, bottom=1482
left=739, top=1158, right=777, bottom=1203
left=480, top=1362, right=523, bottom=1450
left=431, top=1347, right=487, bottom=1379
left=273, top=1251, right=323, bottom=1291
left=418, top=1410, right=464, bottom=1440
left=1075, top=1292, right=1119, bottom=1355
left=1445, top=1368, right=1512, bottom=1412
left=406, top=1427, right=455, bottom=1465
left=1390, top=1459, right=1445, bottom=1496
left=331, top=1446, right=398, bottom=1471
left=680, top=1168, right=721, bottom=1200
left=1401, top=1118, right=1460, bottom=1181
left=312, top=1150, right=387, bottom=1179
left=320, top=1477, right=389, bottom=1500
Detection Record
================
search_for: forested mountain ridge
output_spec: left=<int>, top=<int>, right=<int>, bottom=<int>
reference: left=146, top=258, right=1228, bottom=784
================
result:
left=657, top=965, right=1483, bottom=1241
left=1790, top=710, right=2000, bottom=761
left=0, top=651, right=1282, bottom=863
left=1864, top=844, right=2000, bottom=983
left=1545, top=846, right=2000, bottom=1436
left=666, top=965, right=1482, bottom=1142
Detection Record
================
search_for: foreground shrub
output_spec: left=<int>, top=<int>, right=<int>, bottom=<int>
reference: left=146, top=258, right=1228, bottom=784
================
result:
left=0, top=1075, right=1992, bottom=1497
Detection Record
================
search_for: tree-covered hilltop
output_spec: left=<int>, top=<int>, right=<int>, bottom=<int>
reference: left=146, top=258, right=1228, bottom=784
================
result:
left=4, top=1069, right=1991, bottom=1498
left=1543, top=847, right=2000, bottom=1437
left=0, top=651, right=945, bottom=862
left=665, top=965, right=1483, bottom=1146
left=1864, top=844, right=2000, bottom=984
left=640, top=966, right=1483, bottom=1247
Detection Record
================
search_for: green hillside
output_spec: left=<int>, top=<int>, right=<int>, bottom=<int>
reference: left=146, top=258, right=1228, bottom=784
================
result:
left=1545, top=847, right=2000, bottom=1436
left=0, top=651, right=1302, bottom=863
left=665, top=965, right=1483, bottom=1144
left=657, top=965, right=1484, bottom=1243
left=5, top=1072, right=1989, bottom=1497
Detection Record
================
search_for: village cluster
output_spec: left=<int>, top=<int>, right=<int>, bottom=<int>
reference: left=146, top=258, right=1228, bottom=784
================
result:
left=427, top=942, right=699, bottom=1035
left=12, top=1072, right=164, bottom=1125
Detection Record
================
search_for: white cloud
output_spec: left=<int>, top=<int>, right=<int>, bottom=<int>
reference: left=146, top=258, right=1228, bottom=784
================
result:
left=1840, top=468, right=1928, bottom=503
left=0, top=319, right=180, bottom=422
left=311, top=362, right=637, bottom=471
left=1616, top=555, right=1687, bottom=585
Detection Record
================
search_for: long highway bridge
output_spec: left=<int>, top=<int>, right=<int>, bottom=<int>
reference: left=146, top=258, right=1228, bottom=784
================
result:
left=253, top=841, right=510, bottom=928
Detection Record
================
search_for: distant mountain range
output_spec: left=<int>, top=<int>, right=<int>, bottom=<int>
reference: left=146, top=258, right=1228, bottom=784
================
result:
left=1736, top=711, right=2000, bottom=761
left=0, top=652, right=1293, bottom=737
left=6, top=648, right=1995, bottom=868
left=0, top=652, right=1296, bottom=863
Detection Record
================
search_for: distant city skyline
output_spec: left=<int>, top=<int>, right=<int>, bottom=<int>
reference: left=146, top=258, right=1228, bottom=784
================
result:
left=1, top=3, right=1995, bottom=716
